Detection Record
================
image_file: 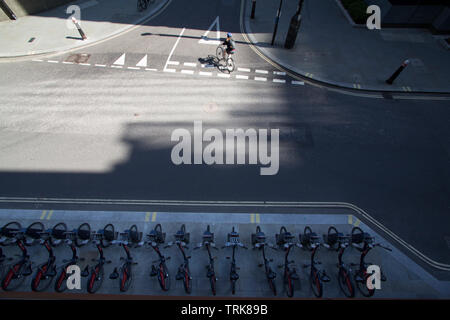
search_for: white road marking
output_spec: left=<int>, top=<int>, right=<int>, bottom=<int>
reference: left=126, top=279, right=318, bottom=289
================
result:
left=238, top=68, right=251, bottom=72
left=95, top=64, right=106, bottom=67
left=273, top=79, right=286, bottom=83
left=255, top=77, right=267, bottom=81
left=199, top=16, right=221, bottom=45
left=127, top=67, right=140, bottom=70
left=274, top=71, right=286, bottom=76
left=181, top=70, right=194, bottom=74
left=236, top=75, right=249, bottom=80
left=62, top=61, right=74, bottom=64
left=199, top=71, right=212, bottom=76
left=167, top=61, right=180, bottom=65
left=47, top=60, right=59, bottom=63
left=184, top=62, right=197, bottom=67
left=255, top=70, right=268, bottom=74
left=113, top=53, right=126, bottom=65
left=163, top=69, right=176, bottom=73
left=292, top=80, right=304, bottom=85
left=79, top=63, right=91, bottom=66
left=164, top=27, right=186, bottom=71
left=136, top=55, right=148, bottom=67
left=145, top=68, right=158, bottom=71
left=32, top=59, right=43, bottom=62
left=111, top=65, right=123, bottom=69
left=217, top=73, right=230, bottom=78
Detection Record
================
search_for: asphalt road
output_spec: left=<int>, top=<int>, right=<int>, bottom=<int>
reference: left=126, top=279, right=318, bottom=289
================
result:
left=0, top=0, right=449, bottom=274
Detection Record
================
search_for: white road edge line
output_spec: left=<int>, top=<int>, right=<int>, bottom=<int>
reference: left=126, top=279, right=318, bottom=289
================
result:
left=236, top=75, right=249, bottom=80
left=184, top=62, right=197, bottom=67
left=273, top=79, right=286, bottom=83
left=217, top=73, right=230, bottom=78
left=95, top=64, right=106, bottom=67
left=62, top=61, right=74, bottom=64
left=163, top=69, right=176, bottom=73
left=164, top=27, right=186, bottom=71
left=145, top=68, right=158, bottom=71
left=79, top=63, right=91, bottom=66
left=32, top=59, right=43, bottom=62
left=47, top=60, right=59, bottom=63
left=181, top=70, right=194, bottom=74
left=111, top=65, right=123, bottom=69
left=292, top=80, right=305, bottom=85
left=274, top=71, right=286, bottom=76
left=199, top=71, right=212, bottom=76
left=167, top=61, right=180, bottom=65
left=127, top=67, right=140, bottom=70
left=255, top=77, right=267, bottom=81
left=238, top=68, right=251, bottom=72
left=255, top=70, right=268, bottom=74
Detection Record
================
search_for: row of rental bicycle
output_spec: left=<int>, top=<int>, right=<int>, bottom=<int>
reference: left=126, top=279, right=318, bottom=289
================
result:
left=0, top=221, right=391, bottom=298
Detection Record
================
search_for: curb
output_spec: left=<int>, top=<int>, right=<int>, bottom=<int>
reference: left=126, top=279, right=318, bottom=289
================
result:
left=241, top=0, right=450, bottom=95
left=0, top=0, right=171, bottom=59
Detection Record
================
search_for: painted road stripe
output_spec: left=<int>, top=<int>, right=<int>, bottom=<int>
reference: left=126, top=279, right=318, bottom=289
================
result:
left=40, top=211, right=47, bottom=220
left=292, top=80, right=304, bottom=85
left=164, top=27, right=186, bottom=71
left=46, top=210, right=53, bottom=220
left=184, top=62, right=197, bottom=67
left=79, top=63, right=91, bottom=66
left=95, top=64, right=106, bottom=67
left=62, top=61, right=74, bottom=64
left=145, top=212, right=150, bottom=222
left=163, top=68, right=176, bottom=73
left=236, top=75, right=248, bottom=80
left=145, top=68, right=158, bottom=71
left=32, top=59, right=43, bottom=62
left=152, top=212, right=157, bottom=222
left=127, top=67, right=140, bottom=70
left=254, top=77, right=267, bottom=82
left=354, top=218, right=361, bottom=227
left=274, top=71, right=285, bottom=76
left=113, top=53, right=125, bottom=65
left=238, top=67, right=251, bottom=72
left=250, top=213, right=255, bottom=223
left=181, top=69, right=194, bottom=74
left=348, top=215, right=353, bottom=224
left=217, top=73, right=230, bottom=78
left=199, top=71, right=212, bottom=76
left=167, top=61, right=180, bottom=65
left=111, top=65, right=123, bottom=69
left=273, top=79, right=286, bottom=83
left=255, top=70, right=268, bottom=74
left=48, top=60, right=59, bottom=63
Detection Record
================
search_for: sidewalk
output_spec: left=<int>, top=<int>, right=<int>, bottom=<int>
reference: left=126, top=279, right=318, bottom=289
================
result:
left=244, top=0, right=450, bottom=93
left=0, top=0, right=169, bottom=58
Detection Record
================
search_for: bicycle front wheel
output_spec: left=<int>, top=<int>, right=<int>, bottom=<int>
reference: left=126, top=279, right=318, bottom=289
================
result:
left=158, top=263, right=170, bottom=291
left=210, top=275, right=216, bottom=296
left=216, top=46, right=224, bottom=61
left=55, top=267, right=68, bottom=292
left=355, top=272, right=375, bottom=297
left=32, top=264, right=54, bottom=292
left=284, top=274, right=294, bottom=297
left=120, top=264, right=132, bottom=292
left=268, top=278, right=277, bottom=296
left=310, top=269, right=323, bottom=298
left=338, top=268, right=355, bottom=298
left=2, top=262, right=28, bottom=291
left=88, top=266, right=104, bottom=293
left=231, top=279, right=236, bottom=295
left=183, top=270, right=192, bottom=294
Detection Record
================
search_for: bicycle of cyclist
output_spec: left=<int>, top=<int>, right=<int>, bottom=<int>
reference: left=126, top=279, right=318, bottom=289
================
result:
left=251, top=226, right=277, bottom=296
left=222, top=226, right=248, bottom=295
left=300, top=226, right=330, bottom=298
left=275, top=226, right=302, bottom=297
left=146, top=224, right=171, bottom=291
left=109, top=225, right=143, bottom=292
left=165, top=224, right=192, bottom=294
left=216, top=32, right=236, bottom=72
left=54, top=229, right=87, bottom=292
left=350, top=226, right=391, bottom=297
left=0, top=222, right=35, bottom=291
left=84, top=224, right=116, bottom=293
left=194, top=225, right=219, bottom=296
left=323, top=226, right=355, bottom=298
left=31, top=223, right=67, bottom=291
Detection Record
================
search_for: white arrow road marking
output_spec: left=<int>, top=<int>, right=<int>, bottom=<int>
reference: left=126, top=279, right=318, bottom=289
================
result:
left=113, top=53, right=126, bottom=65
left=136, top=55, right=148, bottom=67
left=164, top=28, right=185, bottom=71
left=199, top=16, right=221, bottom=45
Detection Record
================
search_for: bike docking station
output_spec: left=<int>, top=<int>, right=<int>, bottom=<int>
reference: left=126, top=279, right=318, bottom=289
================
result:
left=0, top=208, right=448, bottom=299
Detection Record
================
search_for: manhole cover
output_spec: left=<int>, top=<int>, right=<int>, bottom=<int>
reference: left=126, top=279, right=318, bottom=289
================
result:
left=64, top=53, right=91, bottom=64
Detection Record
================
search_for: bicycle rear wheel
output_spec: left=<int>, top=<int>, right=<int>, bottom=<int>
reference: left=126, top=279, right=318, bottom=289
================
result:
left=2, top=262, right=28, bottom=291
left=310, top=268, right=323, bottom=298
left=210, top=275, right=216, bottom=296
left=216, top=46, right=224, bottom=61
left=158, top=263, right=170, bottom=291
left=88, top=265, right=104, bottom=293
left=338, top=268, right=355, bottom=298
left=55, top=267, right=68, bottom=292
left=284, top=273, right=294, bottom=297
left=231, top=279, right=236, bottom=295
left=355, top=272, right=375, bottom=297
left=32, top=264, right=54, bottom=292
left=183, top=270, right=192, bottom=294
left=120, top=264, right=132, bottom=292
left=268, top=278, right=277, bottom=296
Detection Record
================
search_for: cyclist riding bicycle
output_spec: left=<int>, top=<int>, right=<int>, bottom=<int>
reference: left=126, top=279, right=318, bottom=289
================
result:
left=223, top=32, right=236, bottom=60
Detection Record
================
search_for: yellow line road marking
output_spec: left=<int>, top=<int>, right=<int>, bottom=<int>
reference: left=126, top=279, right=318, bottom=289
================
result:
left=145, top=212, right=150, bottom=222
left=46, top=210, right=53, bottom=220
left=354, top=219, right=361, bottom=227
left=348, top=215, right=353, bottom=224
left=250, top=213, right=255, bottom=223
left=152, top=212, right=157, bottom=222
left=40, top=211, right=47, bottom=220
left=256, top=214, right=260, bottom=223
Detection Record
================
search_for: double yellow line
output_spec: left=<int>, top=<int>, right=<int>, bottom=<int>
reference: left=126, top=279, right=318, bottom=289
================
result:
left=40, top=210, right=53, bottom=220
left=250, top=213, right=260, bottom=223
left=145, top=212, right=157, bottom=222
left=348, top=215, right=361, bottom=227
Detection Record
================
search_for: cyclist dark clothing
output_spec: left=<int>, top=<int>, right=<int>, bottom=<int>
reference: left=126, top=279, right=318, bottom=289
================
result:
left=223, top=38, right=236, bottom=54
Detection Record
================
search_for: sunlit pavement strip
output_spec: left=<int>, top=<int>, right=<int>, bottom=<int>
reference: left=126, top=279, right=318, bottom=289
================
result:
left=30, top=60, right=305, bottom=87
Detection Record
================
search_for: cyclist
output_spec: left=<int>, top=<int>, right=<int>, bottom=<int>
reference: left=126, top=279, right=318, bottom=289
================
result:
left=222, top=32, right=236, bottom=60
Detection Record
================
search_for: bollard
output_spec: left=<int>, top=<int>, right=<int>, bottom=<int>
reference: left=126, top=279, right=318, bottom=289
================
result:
left=385, top=59, right=410, bottom=85
left=72, top=17, right=87, bottom=40
left=0, top=0, right=17, bottom=20
left=271, top=0, right=283, bottom=46
left=284, top=0, right=304, bottom=49
left=251, top=0, right=256, bottom=19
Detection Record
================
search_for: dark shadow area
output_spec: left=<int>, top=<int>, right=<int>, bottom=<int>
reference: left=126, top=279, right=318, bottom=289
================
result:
left=65, top=36, right=83, bottom=40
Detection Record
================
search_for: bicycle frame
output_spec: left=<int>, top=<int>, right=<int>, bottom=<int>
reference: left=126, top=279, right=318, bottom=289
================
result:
left=31, top=239, right=56, bottom=291
left=87, top=242, right=108, bottom=293
left=2, top=238, right=32, bottom=290
left=194, top=226, right=218, bottom=295
left=149, top=242, right=170, bottom=291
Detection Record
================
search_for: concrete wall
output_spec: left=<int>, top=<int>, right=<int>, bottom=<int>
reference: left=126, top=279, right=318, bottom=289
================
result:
left=0, top=0, right=74, bottom=22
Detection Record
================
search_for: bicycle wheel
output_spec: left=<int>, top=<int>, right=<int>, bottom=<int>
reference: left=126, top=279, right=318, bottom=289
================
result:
left=24, top=222, right=45, bottom=246
left=120, top=264, right=132, bottom=292
left=310, top=268, right=323, bottom=298
left=50, top=222, right=67, bottom=247
left=0, top=222, right=22, bottom=246
left=210, top=275, right=216, bottom=296
left=183, top=269, right=192, bottom=294
left=31, top=263, right=54, bottom=292
left=158, top=263, right=170, bottom=291
left=55, top=267, right=68, bottom=292
left=88, top=265, right=104, bottom=293
left=268, top=278, right=277, bottom=296
left=355, top=272, right=375, bottom=297
left=226, top=58, right=235, bottom=73
left=284, top=273, right=294, bottom=297
left=101, top=224, right=115, bottom=248
left=338, top=268, right=355, bottom=298
left=216, top=46, right=224, bottom=61
left=231, top=279, right=236, bottom=295
left=2, top=262, right=28, bottom=291
left=75, top=223, right=91, bottom=247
